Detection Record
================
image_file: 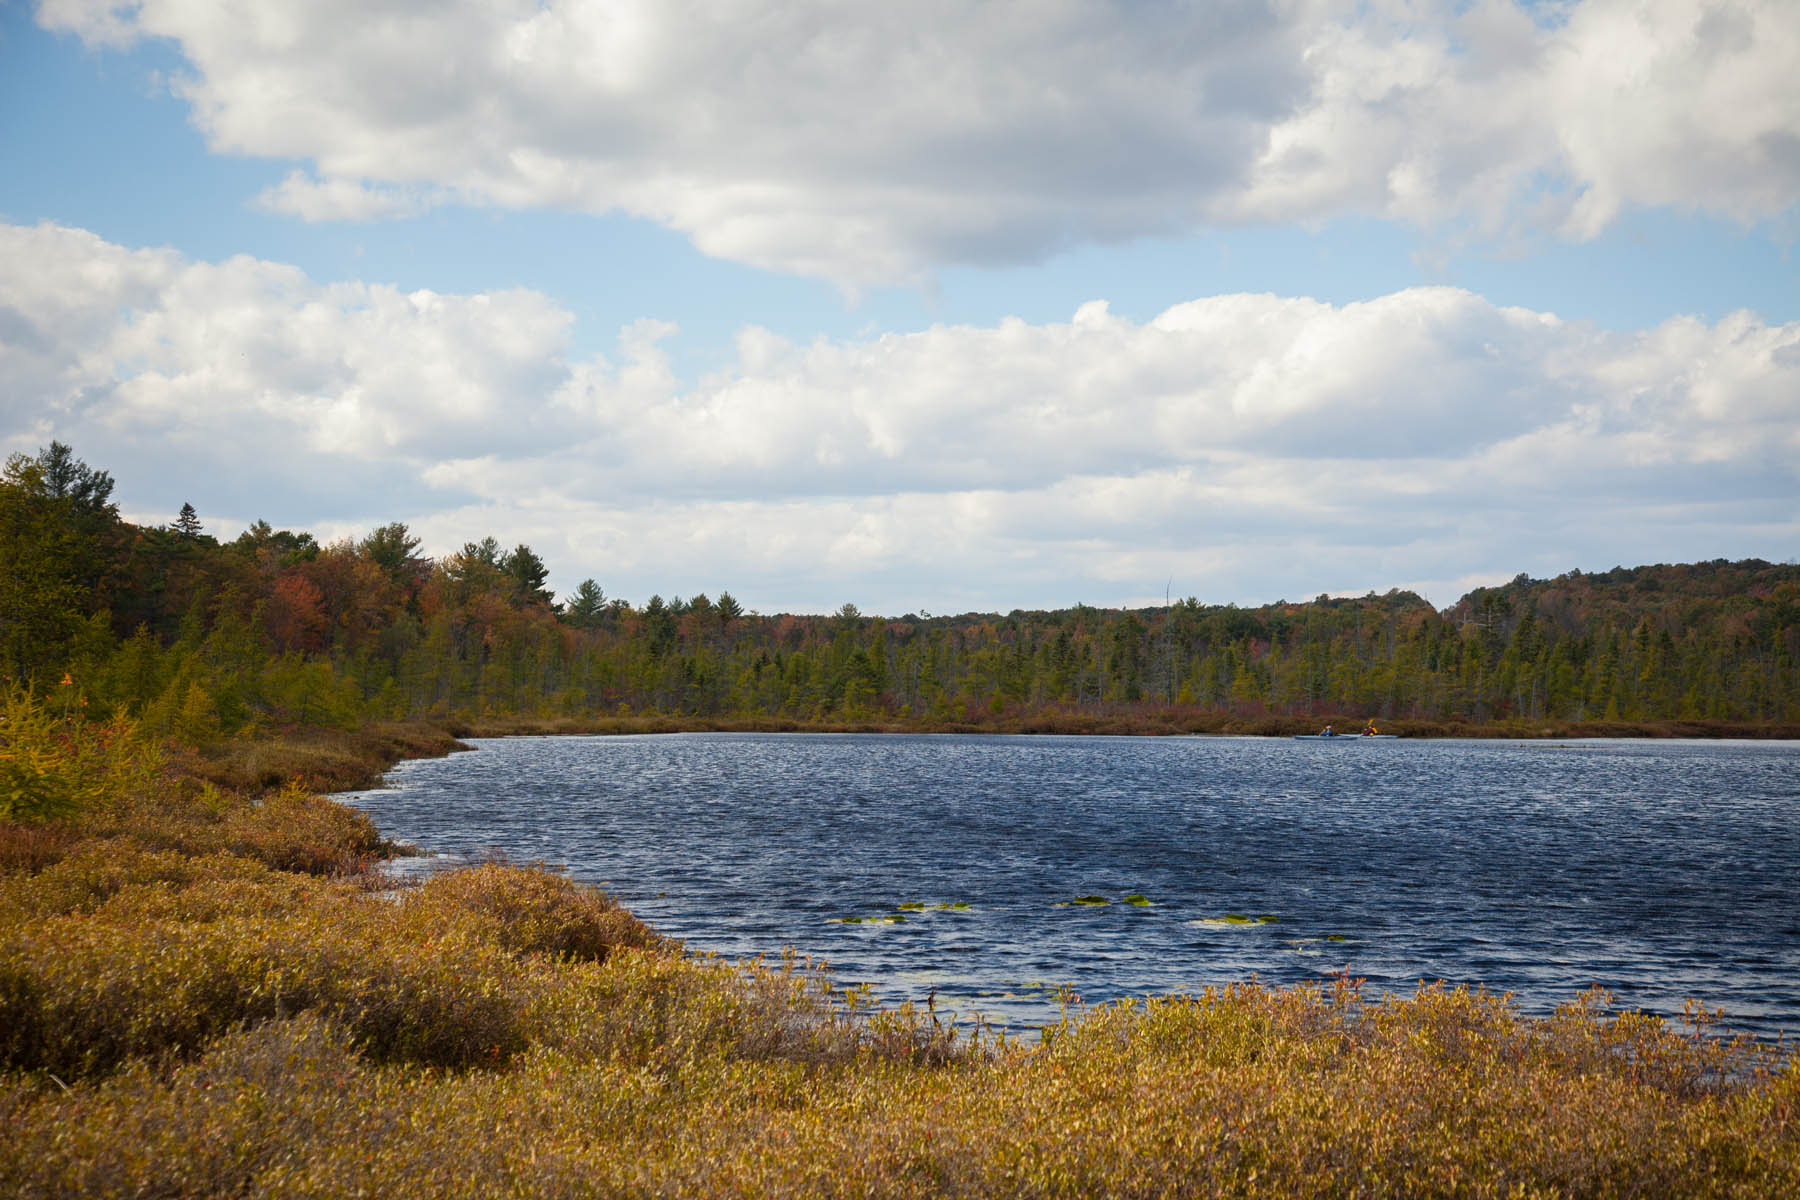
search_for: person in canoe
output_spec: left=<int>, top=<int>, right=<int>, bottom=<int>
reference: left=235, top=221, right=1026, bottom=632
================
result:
left=1361, top=720, right=1379, bottom=736
left=1320, top=723, right=1335, bottom=737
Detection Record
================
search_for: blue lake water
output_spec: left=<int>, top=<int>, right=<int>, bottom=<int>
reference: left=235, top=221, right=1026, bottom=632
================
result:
left=342, top=733, right=1800, bottom=1037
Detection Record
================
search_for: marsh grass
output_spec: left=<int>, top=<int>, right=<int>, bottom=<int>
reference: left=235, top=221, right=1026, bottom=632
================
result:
left=2, top=689, right=1797, bottom=1196
left=195, top=721, right=469, bottom=793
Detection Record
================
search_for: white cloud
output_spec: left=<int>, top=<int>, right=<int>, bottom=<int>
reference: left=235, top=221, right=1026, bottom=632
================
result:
left=254, top=171, right=442, bottom=222
left=36, top=0, right=1800, bottom=285
left=4, top=221, right=1795, bottom=610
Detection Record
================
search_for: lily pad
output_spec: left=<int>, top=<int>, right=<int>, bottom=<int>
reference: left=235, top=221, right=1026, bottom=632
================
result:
left=897, top=901, right=927, bottom=911
left=1122, top=893, right=1152, bottom=907
left=1325, top=934, right=1350, bottom=943
left=1070, top=895, right=1110, bottom=906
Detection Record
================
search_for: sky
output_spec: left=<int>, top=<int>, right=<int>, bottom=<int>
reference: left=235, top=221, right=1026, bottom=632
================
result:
left=2, top=0, right=1796, bottom=616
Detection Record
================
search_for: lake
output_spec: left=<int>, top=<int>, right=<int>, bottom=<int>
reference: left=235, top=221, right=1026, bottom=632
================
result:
left=342, top=733, right=1800, bottom=1037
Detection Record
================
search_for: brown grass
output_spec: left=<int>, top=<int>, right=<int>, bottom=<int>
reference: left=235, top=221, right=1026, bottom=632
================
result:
left=445, top=709, right=1800, bottom=741
left=5, top=972, right=1795, bottom=1198
left=193, top=720, right=470, bottom=793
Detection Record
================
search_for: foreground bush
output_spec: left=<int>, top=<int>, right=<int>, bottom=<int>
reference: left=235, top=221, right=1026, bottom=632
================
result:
left=4, top=977, right=1795, bottom=1199
left=0, top=877, right=525, bottom=1075
left=0, top=844, right=916, bottom=1081
left=0, top=685, right=161, bottom=822
left=404, top=861, right=667, bottom=962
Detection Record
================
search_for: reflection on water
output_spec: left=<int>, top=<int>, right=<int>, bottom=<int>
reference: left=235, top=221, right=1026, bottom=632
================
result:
left=343, top=734, right=1800, bottom=1037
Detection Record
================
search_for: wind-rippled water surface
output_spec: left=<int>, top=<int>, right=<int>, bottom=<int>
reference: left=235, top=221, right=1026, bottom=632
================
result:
left=343, top=734, right=1800, bottom=1036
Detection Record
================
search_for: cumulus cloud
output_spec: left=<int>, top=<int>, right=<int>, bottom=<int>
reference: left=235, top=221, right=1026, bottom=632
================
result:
left=35, top=0, right=1800, bottom=285
left=3, top=221, right=1795, bottom=609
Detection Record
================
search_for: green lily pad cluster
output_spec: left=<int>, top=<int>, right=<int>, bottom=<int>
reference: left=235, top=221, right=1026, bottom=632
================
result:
left=832, top=900, right=974, bottom=924
left=1054, top=893, right=1155, bottom=908
left=1192, top=913, right=1281, bottom=927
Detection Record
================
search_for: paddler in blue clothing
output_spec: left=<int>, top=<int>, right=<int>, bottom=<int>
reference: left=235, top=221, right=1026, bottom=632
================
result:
left=1320, top=723, right=1334, bottom=737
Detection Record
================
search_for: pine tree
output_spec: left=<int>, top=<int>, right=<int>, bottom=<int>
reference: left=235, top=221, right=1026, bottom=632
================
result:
left=566, top=579, right=607, bottom=628
left=501, top=544, right=554, bottom=607
left=174, top=503, right=202, bottom=539
left=359, top=522, right=424, bottom=579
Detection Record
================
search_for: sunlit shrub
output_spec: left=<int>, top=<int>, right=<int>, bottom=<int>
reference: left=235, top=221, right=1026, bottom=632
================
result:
left=8, top=976, right=1795, bottom=1199
left=0, top=899, right=526, bottom=1077
left=0, top=840, right=211, bottom=922
left=401, top=862, right=666, bottom=962
left=0, top=685, right=160, bottom=822
left=4, top=926, right=1798, bottom=1198
left=1, top=1014, right=380, bottom=1200
left=222, top=781, right=385, bottom=874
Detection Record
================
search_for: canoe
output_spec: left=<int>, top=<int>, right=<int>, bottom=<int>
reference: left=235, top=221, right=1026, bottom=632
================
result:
left=1291, top=734, right=1398, bottom=740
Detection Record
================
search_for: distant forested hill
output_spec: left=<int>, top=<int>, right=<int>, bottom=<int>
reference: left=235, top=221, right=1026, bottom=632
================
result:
left=3, top=444, right=1796, bottom=734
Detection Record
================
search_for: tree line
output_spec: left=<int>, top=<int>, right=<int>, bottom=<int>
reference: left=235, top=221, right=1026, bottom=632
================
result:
left=4, top=444, right=1797, bottom=735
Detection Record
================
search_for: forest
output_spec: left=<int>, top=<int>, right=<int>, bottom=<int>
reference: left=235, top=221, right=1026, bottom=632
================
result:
left=5, top=442, right=1798, bottom=738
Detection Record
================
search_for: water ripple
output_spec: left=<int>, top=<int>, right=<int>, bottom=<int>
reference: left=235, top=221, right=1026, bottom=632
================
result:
left=343, top=734, right=1800, bottom=1037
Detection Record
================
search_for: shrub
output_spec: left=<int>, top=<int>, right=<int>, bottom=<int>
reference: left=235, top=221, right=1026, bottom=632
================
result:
left=401, top=863, right=666, bottom=962
left=0, top=900, right=525, bottom=1077
left=223, top=781, right=385, bottom=874
left=1, top=1014, right=380, bottom=1200
left=0, top=840, right=208, bottom=922
left=0, top=685, right=159, bottom=822
left=0, top=819, right=76, bottom=873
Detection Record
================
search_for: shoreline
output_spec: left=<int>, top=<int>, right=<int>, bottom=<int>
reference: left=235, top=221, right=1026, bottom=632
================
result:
left=197, top=712, right=1800, bottom=797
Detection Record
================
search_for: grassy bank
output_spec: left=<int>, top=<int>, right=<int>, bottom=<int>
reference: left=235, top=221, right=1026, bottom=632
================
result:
left=354, top=709, right=1800, bottom=760
left=447, top=710, right=1800, bottom=740
left=4, top=692, right=1798, bottom=1196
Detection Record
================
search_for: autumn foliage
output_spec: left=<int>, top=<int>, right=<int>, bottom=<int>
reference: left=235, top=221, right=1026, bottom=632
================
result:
left=4, top=443, right=1798, bottom=739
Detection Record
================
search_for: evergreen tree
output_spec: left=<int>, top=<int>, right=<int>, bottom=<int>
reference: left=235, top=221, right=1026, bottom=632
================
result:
left=462, top=537, right=503, bottom=567
left=174, top=503, right=203, bottom=539
left=359, top=522, right=425, bottom=580
left=235, top=520, right=319, bottom=566
left=0, top=445, right=123, bottom=679
left=566, top=579, right=607, bottom=628
left=501, top=544, right=554, bottom=607
left=38, top=442, right=115, bottom=513
left=644, top=595, right=678, bottom=657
